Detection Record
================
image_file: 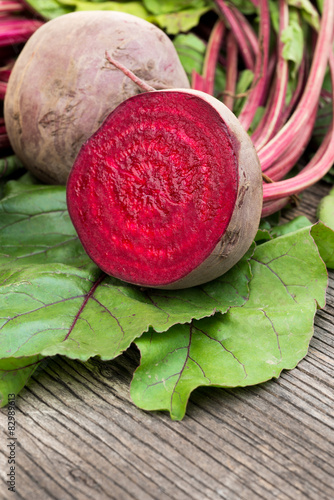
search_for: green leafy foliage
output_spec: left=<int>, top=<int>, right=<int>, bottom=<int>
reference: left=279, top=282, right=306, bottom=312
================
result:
left=317, top=188, right=334, bottom=231
left=0, top=174, right=332, bottom=415
left=0, top=180, right=252, bottom=406
left=311, top=223, right=334, bottom=269
left=1, top=0, right=333, bottom=421
left=0, top=181, right=253, bottom=366
left=0, top=182, right=91, bottom=269
left=0, top=252, right=252, bottom=361
left=173, top=33, right=206, bottom=78
left=150, top=6, right=210, bottom=34
left=0, top=157, right=24, bottom=199
left=256, top=213, right=334, bottom=270
left=249, top=106, right=266, bottom=134
left=0, top=356, right=43, bottom=406
left=269, top=0, right=279, bottom=33
left=58, top=0, right=149, bottom=18
left=144, top=0, right=213, bottom=34
left=323, top=168, right=334, bottom=184
left=316, top=0, right=323, bottom=13
left=270, top=216, right=311, bottom=237
left=257, top=216, right=334, bottom=270
left=25, top=0, right=213, bottom=34
left=131, top=227, right=328, bottom=420
left=256, top=216, right=312, bottom=243
left=0, top=237, right=251, bottom=407
left=143, top=0, right=210, bottom=15
left=315, top=190, right=334, bottom=268
left=0, top=156, right=23, bottom=181
left=0, top=264, right=138, bottom=361
left=24, top=0, right=72, bottom=18
left=287, top=0, right=320, bottom=31
left=281, top=8, right=304, bottom=79
left=230, top=0, right=257, bottom=15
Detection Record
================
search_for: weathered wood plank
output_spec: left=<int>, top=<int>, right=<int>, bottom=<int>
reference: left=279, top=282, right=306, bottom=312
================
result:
left=0, top=182, right=333, bottom=500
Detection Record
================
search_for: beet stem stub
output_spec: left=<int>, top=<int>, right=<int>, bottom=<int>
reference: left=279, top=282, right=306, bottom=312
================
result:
left=105, top=51, right=156, bottom=93
left=67, top=90, right=261, bottom=289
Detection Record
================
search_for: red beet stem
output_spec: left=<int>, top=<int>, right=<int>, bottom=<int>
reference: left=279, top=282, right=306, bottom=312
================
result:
left=201, top=19, right=225, bottom=95
left=261, top=197, right=290, bottom=218
left=0, top=81, right=7, bottom=98
left=232, top=6, right=259, bottom=57
left=251, top=0, right=289, bottom=149
left=275, top=53, right=307, bottom=135
left=105, top=51, right=155, bottom=93
left=263, top=52, right=334, bottom=202
left=191, top=70, right=206, bottom=92
left=238, top=0, right=270, bottom=131
left=0, top=18, right=43, bottom=47
left=264, top=106, right=318, bottom=181
left=216, top=0, right=255, bottom=70
left=222, top=31, right=238, bottom=110
left=258, top=0, right=334, bottom=172
left=0, top=1, right=23, bottom=14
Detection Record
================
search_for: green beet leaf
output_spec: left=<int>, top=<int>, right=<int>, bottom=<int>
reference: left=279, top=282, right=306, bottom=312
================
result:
left=287, top=0, right=320, bottom=30
left=0, top=356, right=43, bottom=406
left=26, top=0, right=211, bottom=31
left=57, top=0, right=149, bottom=18
left=269, top=215, right=312, bottom=237
left=173, top=33, right=206, bottom=80
left=131, top=226, right=328, bottom=420
left=143, top=0, right=210, bottom=15
left=317, top=187, right=334, bottom=231
left=24, top=0, right=72, bottom=18
left=0, top=248, right=251, bottom=372
left=311, top=222, right=334, bottom=269
left=150, top=6, right=211, bottom=35
left=256, top=215, right=334, bottom=270
left=0, top=156, right=23, bottom=182
left=230, top=0, right=257, bottom=15
left=0, top=183, right=91, bottom=269
left=272, top=219, right=334, bottom=270
left=281, top=8, right=304, bottom=79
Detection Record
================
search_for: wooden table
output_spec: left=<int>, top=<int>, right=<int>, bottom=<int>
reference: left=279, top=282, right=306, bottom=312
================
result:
left=1, top=182, right=333, bottom=500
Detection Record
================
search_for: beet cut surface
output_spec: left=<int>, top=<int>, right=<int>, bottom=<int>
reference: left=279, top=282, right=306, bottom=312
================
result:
left=67, top=91, right=239, bottom=287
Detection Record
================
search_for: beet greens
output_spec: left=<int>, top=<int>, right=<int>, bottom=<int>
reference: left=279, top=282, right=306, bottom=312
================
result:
left=0, top=0, right=333, bottom=419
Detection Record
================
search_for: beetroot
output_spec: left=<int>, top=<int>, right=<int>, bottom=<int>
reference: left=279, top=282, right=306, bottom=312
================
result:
left=67, top=89, right=262, bottom=289
left=4, top=11, right=189, bottom=184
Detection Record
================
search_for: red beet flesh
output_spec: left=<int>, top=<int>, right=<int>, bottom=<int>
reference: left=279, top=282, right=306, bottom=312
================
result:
left=67, top=91, right=239, bottom=287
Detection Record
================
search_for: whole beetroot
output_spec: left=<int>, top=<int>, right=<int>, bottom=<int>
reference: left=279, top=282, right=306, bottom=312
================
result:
left=4, top=11, right=190, bottom=184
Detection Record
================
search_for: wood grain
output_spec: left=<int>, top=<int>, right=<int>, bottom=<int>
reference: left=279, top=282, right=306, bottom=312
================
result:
left=0, top=182, right=333, bottom=500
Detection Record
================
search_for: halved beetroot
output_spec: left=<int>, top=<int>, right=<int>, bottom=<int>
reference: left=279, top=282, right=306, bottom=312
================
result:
left=67, top=89, right=262, bottom=289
